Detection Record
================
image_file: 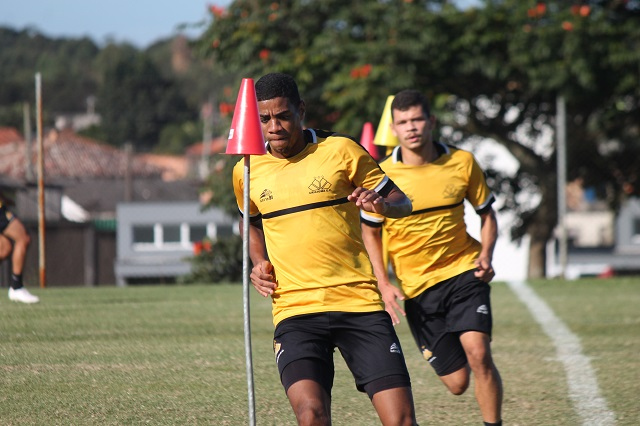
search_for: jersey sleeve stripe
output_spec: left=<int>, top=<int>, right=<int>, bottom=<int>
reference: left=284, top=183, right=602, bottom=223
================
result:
left=375, top=176, right=393, bottom=197
left=237, top=208, right=263, bottom=223
left=475, top=193, right=496, bottom=215
left=360, top=210, right=384, bottom=224
left=262, top=197, right=350, bottom=220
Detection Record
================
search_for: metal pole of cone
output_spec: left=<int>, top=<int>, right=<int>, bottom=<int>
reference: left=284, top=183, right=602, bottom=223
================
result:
left=243, top=155, right=256, bottom=426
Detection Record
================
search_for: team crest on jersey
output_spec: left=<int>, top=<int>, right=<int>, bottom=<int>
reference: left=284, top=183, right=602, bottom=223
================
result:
left=443, top=184, right=458, bottom=199
left=308, top=176, right=332, bottom=194
left=260, top=189, right=273, bottom=202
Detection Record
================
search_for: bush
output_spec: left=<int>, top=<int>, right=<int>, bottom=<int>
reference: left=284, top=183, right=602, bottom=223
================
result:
left=180, top=236, right=243, bottom=284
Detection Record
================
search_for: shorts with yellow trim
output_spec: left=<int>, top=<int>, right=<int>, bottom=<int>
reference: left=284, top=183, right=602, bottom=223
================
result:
left=404, top=269, right=493, bottom=376
left=273, top=311, right=411, bottom=395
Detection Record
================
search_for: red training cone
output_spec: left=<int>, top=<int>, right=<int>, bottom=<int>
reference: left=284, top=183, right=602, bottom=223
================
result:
left=360, top=122, right=380, bottom=160
left=225, top=78, right=267, bottom=155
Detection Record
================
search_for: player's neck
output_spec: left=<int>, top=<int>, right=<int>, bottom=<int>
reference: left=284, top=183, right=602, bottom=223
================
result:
left=400, top=141, right=438, bottom=166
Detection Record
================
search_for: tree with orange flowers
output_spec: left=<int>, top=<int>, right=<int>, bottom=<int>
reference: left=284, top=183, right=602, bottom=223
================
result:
left=197, top=0, right=640, bottom=278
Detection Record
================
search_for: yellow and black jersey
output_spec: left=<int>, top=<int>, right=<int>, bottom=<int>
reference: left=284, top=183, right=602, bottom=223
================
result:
left=233, top=129, right=395, bottom=326
left=361, top=142, right=495, bottom=299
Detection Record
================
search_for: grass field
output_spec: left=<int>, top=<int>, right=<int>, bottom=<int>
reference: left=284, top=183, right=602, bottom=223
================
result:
left=1, top=278, right=638, bottom=425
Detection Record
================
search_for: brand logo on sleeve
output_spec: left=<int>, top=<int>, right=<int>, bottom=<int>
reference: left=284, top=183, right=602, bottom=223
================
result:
left=260, top=189, right=273, bottom=202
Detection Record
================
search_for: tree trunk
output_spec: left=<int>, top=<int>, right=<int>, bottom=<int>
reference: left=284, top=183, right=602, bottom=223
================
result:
left=527, top=237, right=547, bottom=279
left=526, top=168, right=558, bottom=280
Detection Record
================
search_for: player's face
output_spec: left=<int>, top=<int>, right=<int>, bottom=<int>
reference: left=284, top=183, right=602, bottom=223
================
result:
left=258, top=97, right=306, bottom=159
left=391, top=105, right=434, bottom=150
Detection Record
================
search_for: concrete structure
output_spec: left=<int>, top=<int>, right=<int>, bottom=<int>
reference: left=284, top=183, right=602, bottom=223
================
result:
left=547, top=197, right=640, bottom=279
left=114, top=201, right=235, bottom=286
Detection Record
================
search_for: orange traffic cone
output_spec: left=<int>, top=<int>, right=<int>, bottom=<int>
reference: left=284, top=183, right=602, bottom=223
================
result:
left=360, top=122, right=381, bottom=160
left=373, top=96, right=398, bottom=149
left=225, top=78, right=267, bottom=155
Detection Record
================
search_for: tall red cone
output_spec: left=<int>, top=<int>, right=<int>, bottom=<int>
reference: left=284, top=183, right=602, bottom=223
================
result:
left=359, top=122, right=380, bottom=160
left=225, top=78, right=267, bottom=155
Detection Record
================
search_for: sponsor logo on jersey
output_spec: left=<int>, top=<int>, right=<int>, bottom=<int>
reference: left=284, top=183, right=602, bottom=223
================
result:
left=443, top=183, right=458, bottom=199
left=389, top=342, right=402, bottom=354
left=308, top=176, right=332, bottom=194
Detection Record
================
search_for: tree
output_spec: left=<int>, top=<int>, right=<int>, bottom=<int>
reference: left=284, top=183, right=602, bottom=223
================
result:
left=96, top=44, right=193, bottom=151
left=0, top=27, right=100, bottom=128
left=196, top=0, right=640, bottom=278
left=435, top=0, right=640, bottom=276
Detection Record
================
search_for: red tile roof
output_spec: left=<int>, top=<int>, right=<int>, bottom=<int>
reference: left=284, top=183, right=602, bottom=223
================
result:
left=0, top=127, right=23, bottom=145
left=185, top=137, right=227, bottom=156
left=0, top=129, right=163, bottom=180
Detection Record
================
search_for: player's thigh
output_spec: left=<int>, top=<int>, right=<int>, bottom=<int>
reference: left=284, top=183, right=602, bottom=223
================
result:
left=446, top=271, right=493, bottom=335
left=333, top=311, right=411, bottom=392
left=274, top=314, right=335, bottom=391
left=405, top=289, right=468, bottom=377
left=0, top=234, right=11, bottom=258
left=3, top=217, right=29, bottom=243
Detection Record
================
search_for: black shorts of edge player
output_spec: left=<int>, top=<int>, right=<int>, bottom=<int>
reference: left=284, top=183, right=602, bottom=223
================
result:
left=0, top=205, right=15, bottom=233
left=404, top=269, right=493, bottom=377
left=274, top=311, right=412, bottom=399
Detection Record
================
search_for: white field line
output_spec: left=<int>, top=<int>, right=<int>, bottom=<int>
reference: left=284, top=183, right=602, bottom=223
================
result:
left=507, top=281, right=616, bottom=426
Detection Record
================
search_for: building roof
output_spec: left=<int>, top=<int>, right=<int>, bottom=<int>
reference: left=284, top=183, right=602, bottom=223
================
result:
left=0, top=128, right=164, bottom=181
left=138, top=153, right=188, bottom=181
left=0, top=128, right=220, bottom=219
left=0, top=127, right=23, bottom=145
left=185, top=137, right=227, bottom=156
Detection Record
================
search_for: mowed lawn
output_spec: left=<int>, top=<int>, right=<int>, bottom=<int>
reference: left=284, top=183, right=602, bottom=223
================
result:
left=1, top=278, right=638, bottom=425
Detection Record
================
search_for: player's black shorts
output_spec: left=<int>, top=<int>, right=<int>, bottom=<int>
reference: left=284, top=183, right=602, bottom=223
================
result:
left=0, top=205, right=15, bottom=233
left=273, top=311, right=411, bottom=398
left=404, top=269, right=493, bottom=376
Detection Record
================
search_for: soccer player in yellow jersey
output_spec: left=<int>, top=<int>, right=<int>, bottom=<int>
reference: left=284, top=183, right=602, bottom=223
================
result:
left=233, top=73, right=417, bottom=426
left=0, top=198, right=39, bottom=303
left=361, top=90, right=503, bottom=426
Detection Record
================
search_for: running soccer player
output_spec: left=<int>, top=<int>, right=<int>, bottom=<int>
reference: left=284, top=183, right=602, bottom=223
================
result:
left=361, top=89, right=503, bottom=426
left=233, top=73, right=417, bottom=425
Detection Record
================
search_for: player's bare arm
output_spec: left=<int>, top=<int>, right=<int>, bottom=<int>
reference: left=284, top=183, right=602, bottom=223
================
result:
left=240, top=220, right=277, bottom=297
left=361, top=222, right=406, bottom=325
left=348, top=185, right=412, bottom=218
left=474, top=208, right=498, bottom=282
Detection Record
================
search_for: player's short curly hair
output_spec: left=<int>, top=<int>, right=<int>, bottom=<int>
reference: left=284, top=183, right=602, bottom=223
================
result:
left=255, top=73, right=301, bottom=105
left=391, top=89, right=431, bottom=118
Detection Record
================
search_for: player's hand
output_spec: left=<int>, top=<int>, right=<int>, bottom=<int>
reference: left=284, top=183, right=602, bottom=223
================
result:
left=348, top=187, right=388, bottom=215
left=378, top=281, right=406, bottom=326
left=250, top=260, right=277, bottom=297
left=474, top=256, right=495, bottom=283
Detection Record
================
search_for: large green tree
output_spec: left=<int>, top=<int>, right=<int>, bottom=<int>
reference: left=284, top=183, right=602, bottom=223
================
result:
left=0, top=28, right=210, bottom=155
left=197, top=0, right=640, bottom=278
left=437, top=0, right=640, bottom=276
left=0, top=27, right=100, bottom=128
left=95, top=44, right=194, bottom=151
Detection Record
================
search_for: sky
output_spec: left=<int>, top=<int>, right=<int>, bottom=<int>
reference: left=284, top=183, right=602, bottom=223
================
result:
left=1, top=0, right=231, bottom=48
left=2, top=0, right=480, bottom=49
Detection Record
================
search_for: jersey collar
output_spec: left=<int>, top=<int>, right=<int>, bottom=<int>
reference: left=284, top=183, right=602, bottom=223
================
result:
left=392, top=141, right=449, bottom=164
